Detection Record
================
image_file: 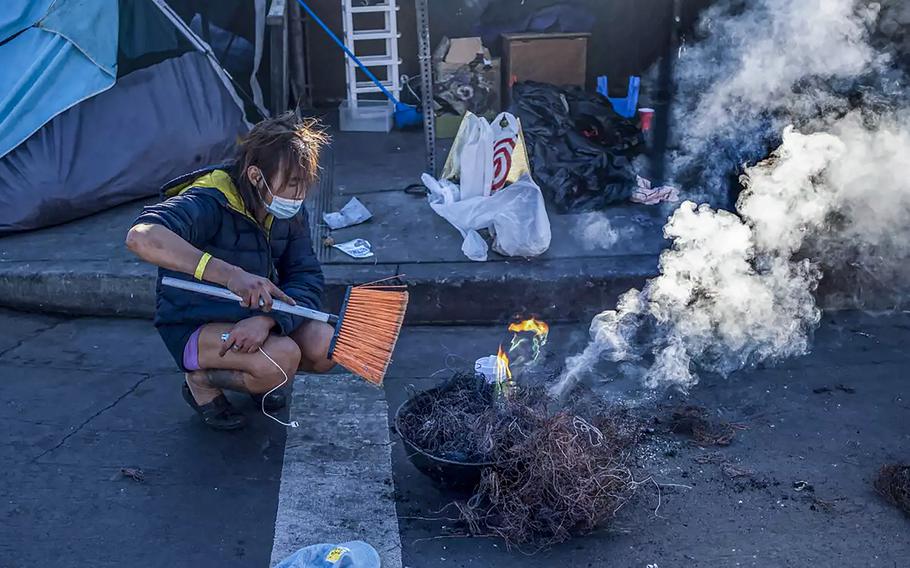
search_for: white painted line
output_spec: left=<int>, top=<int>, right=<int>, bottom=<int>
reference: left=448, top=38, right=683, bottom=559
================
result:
left=270, top=374, right=402, bottom=567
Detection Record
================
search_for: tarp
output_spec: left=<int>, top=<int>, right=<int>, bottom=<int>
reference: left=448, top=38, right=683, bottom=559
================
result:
left=0, top=52, right=245, bottom=232
left=0, top=0, right=119, bottom=159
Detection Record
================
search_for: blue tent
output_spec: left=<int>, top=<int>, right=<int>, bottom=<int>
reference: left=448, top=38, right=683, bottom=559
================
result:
left=0, top=0, right=268, bottom=233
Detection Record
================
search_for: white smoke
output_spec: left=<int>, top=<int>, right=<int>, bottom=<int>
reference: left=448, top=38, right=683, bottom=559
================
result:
left=554, top=0, right=910, bottom=397
left=669, top=0, right=896, bottom=206
left=572, top=213, right=633, bottom=251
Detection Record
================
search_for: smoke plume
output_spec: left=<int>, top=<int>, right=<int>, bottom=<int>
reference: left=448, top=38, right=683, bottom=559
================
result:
left=554, top=0, right=910, bottom=397
left=669, top=0, right=903, bottom=205
left=572, top=213, right=632, bottom=251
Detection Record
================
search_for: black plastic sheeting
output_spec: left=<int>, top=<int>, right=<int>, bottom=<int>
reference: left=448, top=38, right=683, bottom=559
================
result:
left=511, top=82, right=644, bottom=213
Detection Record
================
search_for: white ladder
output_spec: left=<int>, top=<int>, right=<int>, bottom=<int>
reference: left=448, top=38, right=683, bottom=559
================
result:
left=339, top=0, right=402, bottom=131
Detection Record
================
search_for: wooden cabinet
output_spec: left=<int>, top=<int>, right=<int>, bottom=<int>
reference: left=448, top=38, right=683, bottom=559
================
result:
left=501, top=32, right=590, bottom=104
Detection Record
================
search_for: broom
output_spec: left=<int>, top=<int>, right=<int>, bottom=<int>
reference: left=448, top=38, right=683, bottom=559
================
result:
left=295, top=0, right=422, bottom=129
left=161, top=276, right=408, bottom=385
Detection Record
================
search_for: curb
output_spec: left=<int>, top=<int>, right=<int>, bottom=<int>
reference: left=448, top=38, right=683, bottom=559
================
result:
left=0, top=260, right=156, bottom=318
left=0, top=256, right=661, bottom=325
left=0, top=258, right=896, bottom=324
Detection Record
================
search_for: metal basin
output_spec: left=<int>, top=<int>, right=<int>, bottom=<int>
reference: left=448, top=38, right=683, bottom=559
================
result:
left=394, top=386, right=494, bottom=490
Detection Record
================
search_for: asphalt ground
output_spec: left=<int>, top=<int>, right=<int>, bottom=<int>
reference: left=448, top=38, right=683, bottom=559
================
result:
left=1, top=310, right=909, bottom=567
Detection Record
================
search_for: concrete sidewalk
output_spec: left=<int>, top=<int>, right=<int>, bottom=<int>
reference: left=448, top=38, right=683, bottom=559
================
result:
left=0, top=122, right=666, bottom=324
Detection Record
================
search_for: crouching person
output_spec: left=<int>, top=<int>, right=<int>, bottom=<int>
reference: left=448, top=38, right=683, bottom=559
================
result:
left=126, top=113, right=335, bottom=430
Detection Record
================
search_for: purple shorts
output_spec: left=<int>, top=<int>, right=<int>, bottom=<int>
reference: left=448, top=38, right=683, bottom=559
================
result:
left=182, top=326, right=204, bottom=372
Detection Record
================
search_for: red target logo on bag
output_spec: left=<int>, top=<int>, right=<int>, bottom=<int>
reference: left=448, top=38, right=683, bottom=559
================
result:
left=491, top=137, right=517, bottom=193
left=439, top=112, right=530, bottom=197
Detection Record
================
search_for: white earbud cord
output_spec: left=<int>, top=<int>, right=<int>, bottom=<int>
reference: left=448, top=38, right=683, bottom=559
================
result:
left=258, top=347, right=299, bottom=428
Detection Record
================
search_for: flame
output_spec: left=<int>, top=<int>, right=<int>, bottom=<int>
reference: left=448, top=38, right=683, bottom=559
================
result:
left=508, top=318, right=550, bottom=365
left=508, top=318, right=549, bottom=340
left=496, top=344, right=512, bottom=383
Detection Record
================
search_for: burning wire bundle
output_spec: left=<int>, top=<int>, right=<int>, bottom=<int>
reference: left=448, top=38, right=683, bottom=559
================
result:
left=395, top=319, right=644, bottom=549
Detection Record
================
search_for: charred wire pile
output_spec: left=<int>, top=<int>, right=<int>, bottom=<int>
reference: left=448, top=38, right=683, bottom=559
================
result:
left=397, top=374, right=549, bottom=463
left=398, top=374, right=643, bottom=549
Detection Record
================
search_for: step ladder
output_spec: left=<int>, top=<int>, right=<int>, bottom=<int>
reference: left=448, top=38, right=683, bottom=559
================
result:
left=339, top=0, right=402, bottom=132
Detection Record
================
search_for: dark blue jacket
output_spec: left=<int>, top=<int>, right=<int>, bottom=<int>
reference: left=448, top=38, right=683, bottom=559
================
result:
left=133, top=165, right=323, bottom=336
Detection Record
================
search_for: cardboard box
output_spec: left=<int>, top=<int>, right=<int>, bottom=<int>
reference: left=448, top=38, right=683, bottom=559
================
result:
left=436, top=37, right=494, bottom=83
left=433, top=37, right=502, bottom=139
left=501, top=32, right=590, bottom=105
left=444, top=37, right=484, bottom=65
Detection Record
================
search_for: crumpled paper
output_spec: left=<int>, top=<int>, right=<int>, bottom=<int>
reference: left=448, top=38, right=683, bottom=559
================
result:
left=631, top=175, right=680, bottom=205
left=332, top=238, right=374, bottom=259
left=323, top=197, right=372, bottom=230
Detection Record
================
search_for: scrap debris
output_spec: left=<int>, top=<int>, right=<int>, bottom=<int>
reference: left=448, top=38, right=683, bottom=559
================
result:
left=813, top=384, right=856, bottom=395
left=120, top=467, right=144, bottom=483
left=805, top=495, right=842, bottom=513
left=722, top=462, right=754, bottom=479
left=433, top=37, right=500, bottom=118
left=874, top=463, right=910, bottom=516
left=668, top=406, right=740, bottom=447
left=693, top=452, right=754, bottom=480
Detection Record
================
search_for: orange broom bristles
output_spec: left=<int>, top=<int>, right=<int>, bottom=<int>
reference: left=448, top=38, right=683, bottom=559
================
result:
left=328, top=283, right=409, bottom=385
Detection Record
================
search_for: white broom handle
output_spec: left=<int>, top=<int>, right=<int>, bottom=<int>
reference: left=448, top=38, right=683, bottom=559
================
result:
left=161, top=276, right=333, bottom=323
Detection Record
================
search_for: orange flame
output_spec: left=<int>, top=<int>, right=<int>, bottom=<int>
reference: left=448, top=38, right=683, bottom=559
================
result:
left=496, top=344, right=512, bottom=383
left=508, top=318, right=549, bottom=340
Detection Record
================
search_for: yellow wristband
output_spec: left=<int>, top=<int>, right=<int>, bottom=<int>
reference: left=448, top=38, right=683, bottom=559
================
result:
left=194, top=252, right=213, bottom=281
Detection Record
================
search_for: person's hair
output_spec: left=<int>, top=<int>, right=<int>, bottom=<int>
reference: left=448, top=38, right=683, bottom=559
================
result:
left=235, top=111, right=330, bottom=218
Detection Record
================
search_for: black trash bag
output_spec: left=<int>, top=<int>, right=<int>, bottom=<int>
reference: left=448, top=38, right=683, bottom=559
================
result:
left=511, top=82, right=644, bottom=213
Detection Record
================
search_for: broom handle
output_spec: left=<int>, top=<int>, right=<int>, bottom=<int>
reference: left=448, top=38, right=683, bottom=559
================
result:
left=295, top=0, right=402, bottom=106
left=161, top=277, right=336, bottom=324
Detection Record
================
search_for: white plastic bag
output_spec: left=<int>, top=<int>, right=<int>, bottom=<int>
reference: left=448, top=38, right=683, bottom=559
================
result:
left=423, top=112, right=551, bottom=262
left=440, top=112, right=493, bottom=200
left=423, top=172, right=551, bottom=261
left=274, top=541, right=380, bottom=568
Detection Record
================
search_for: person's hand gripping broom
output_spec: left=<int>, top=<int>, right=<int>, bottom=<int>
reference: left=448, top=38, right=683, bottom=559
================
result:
left=162, top=276, right=408, bottom=385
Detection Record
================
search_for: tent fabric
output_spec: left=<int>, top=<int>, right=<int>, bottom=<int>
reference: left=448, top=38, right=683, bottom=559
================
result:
left=149, top=0, right=261, bottom=125
left=40, top=0, right=119, bottom=76
left=0, top=52, right=246, bottom=233
left=167, top=0, right=269, bottom=120
left=250, top=0, right=267, bottom=112
left=0, top=0, right=53, bottom=42
left=0, top=0, right=118, bottom=159
left=117, top=0, right=195, bottom=76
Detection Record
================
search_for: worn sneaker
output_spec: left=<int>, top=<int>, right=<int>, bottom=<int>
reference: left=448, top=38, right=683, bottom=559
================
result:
left=250, top=389, right=288, bottom=412
left=182, top=382, right=247, bottom=431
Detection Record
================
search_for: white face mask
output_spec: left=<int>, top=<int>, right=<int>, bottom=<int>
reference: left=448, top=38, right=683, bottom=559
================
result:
left=256, top=169, right=303, bottom=219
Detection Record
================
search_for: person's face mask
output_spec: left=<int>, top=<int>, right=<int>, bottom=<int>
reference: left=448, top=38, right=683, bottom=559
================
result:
left=256, top=168, right=303, bottom=219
